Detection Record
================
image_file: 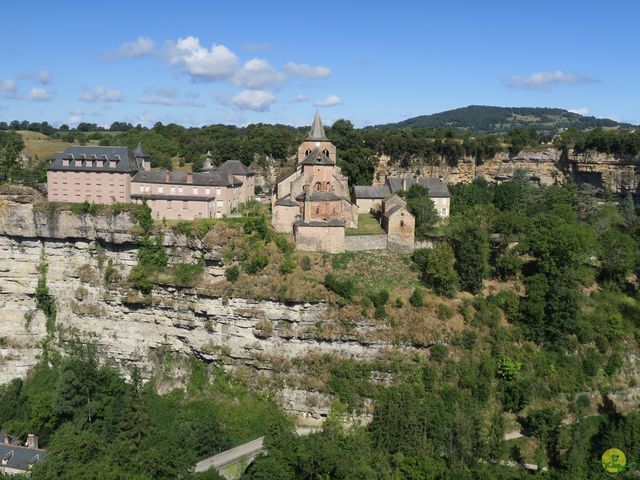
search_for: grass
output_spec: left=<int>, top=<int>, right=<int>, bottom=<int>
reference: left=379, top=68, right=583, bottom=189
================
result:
left=18, top=131, right=102, bottom=160
left=345, top=213, right=385, bottom=236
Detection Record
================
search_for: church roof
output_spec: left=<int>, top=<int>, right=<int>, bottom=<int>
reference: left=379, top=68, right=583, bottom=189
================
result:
left=300, top=148, right=334, bottom=166
left=275, top=195, right=299, bottom=207
left=306, top=111, right=328, bottom=141
left=294, top=219, right=345, bottom=228
left=296, top=191, right=343, bottom=202
left=134, top=142, right=148, bottom=157
left=353, top=185, right=392, bottom=199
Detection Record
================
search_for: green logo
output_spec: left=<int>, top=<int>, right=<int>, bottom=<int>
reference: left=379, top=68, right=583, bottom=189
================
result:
left=601, top=448, right=635, bottom=477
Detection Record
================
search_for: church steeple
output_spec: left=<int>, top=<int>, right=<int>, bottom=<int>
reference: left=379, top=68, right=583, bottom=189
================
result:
left=202, top=150, right=214, bottom=172
left=306, top=111, right=327, bottom=141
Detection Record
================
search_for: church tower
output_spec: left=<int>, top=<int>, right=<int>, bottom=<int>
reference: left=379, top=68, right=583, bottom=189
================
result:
left=297, top=111, right=337, bottom=164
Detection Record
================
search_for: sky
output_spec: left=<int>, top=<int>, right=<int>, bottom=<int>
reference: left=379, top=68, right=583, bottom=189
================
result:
left=1, top=0, right=638, bottom=128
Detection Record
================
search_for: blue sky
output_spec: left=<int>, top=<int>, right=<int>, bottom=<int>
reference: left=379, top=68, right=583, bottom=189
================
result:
left=1, top=0, right=638, bottom=128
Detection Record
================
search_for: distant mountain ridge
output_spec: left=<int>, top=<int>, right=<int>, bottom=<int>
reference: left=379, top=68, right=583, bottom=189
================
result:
left=371, top=105, right=635, bottom=133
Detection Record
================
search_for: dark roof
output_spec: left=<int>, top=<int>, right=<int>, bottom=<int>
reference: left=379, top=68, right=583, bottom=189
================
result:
left=386, top=177, right=450, bottom=197
left=307, top=111, right=328, bottom=141
left=131, top=193, right=215, bottom=202
left=296, top=191, right=343, bottom=202
left=48, top=146, right=143, bottom=173
left=217, top=160, right=255, bottom=176
left=134, top=142, right=148, bottom=157
left=294, top=219, right=345, bottom=227
left=353, top=185, right=392, bottom=199
left=0, top=444, right=47, bottom=472
left=300, top=148, right=334, bottom=166
left=132, top=170, right=241, bottom=187
left=384, top=204, right=411, bottom=218
left=275, top=195, right=299, bottom=207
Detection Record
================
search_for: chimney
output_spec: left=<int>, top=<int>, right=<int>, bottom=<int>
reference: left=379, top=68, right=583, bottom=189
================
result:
left=26, top=434, right=38, bottom=450
left=187, top=172, right=193, bottom=184
left=402, top=177, right=407, bottom=191
left=165, top=171, right=170, bottom=183
left=2, top=433, right=9, bottom=444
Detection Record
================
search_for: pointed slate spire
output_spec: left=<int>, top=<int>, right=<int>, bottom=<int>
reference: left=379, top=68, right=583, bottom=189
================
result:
left=134, top=142, right=147, bottom=157
left=202, top=150, right=214, bottom=171
left=306, top=111, right=328, bottom=141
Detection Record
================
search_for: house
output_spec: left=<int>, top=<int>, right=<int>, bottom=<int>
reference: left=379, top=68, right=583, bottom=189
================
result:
left=381, top=196, right=415, bottom=253
left=272, top=112, right=358, bottom=251
left=0, top=434, right=47, bottom=476
left=130, top=152, right=255, bottom=220
left=47, top=144, right=149, bottom=204
left=353, top=176, right=451, bottom=217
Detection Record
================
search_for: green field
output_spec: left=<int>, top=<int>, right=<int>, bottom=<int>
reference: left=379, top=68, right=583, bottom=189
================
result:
left=345, top=213, right=385, bottom=236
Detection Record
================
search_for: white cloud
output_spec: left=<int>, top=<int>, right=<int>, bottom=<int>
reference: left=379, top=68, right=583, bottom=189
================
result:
left=167, top=36, right=239, bottom=81
left=285, top=62, right=331, bottom=78
left=507, top=70, right=597, bottom=91
left=25, top=87, right=52, bottom=101
left=568, top=107, right=589, bottom=116
left=0, top=79, right=17, bottom=98
left=138, top=87, right=204, bottom=107
left=80, top=86, right=123, bottom=103
left=232, top=58, right=286, bottom=89
left=293, top=93, right=308, bottom=102
left=107, top=37, right=155, bottom=59
left=229, top=89, right=276, bottom=111
left=35, top=69, right=51, bottom=84
left=68, top=108, right=85, bottom=124
left=314, top=95, right=341, bottom=107
left=244, top=42, right=272, bottom=52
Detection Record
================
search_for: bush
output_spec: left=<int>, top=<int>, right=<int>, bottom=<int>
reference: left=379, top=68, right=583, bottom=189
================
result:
left=274, top=234, right=294, bottom=255
left=279, top=256, right=297, bottom=275
left=173, top=221, right=193, bottom=236
left=254, top=185, right=263, bottom=195
left=494, top=252, right=523, bottom=280
left=243, top=254, right=269, bottom=274
left=171, top=263, right=204, bottom=286
left=368, top=289, right=390, bottom=318
left=300, top=255, right=312, bottom=271
left=412, top=244, right=459, bottom=297
left=225, top=265, right=239, bottom=283
left=430, top=344, right=448, bottom=362
left=437, top=304, right=454, bottom=321
left=70, top=201, right=101, bottom=216
left=324, top=273, right=357, bottom=301
left=409, top=288, right=425, bottom=307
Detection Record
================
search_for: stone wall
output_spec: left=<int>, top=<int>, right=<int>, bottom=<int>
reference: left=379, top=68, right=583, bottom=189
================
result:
left=345, top=235, right=387, bottom=251
left=294, top=225, right=345, bottom=253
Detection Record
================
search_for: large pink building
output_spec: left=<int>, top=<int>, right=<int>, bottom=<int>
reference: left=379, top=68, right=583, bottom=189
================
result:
left=47, top=144, right=149, bottom=204
left=47, top=146, right=255, bottom=220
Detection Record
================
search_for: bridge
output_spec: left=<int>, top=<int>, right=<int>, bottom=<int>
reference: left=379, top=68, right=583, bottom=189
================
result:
left=194, top=427, right=315, bottom=480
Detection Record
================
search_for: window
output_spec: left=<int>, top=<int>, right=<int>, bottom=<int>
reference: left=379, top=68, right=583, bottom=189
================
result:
left=182, top=201, right=188, bottom=210
left=217, top=200, right=223, bottom=208
left=400, top=220, right=405, bottom=227
left=171, top=186, right=176, bottom=194
left=216, top=188, right=221, bottom=196
left=193, top=187, right=198, bottom=195
left=315, top=207, right=320, bottom=214
left=139, top=185, right=144, bottom=193
left=158, top=186, right=163, bottom=193
left=167, top=200, right=172, bottom=209
left=315, top=182, right=322, bottom=191
left=178, top=187, right=183, bottom=194
left=205, top=188, right=210, bottom=195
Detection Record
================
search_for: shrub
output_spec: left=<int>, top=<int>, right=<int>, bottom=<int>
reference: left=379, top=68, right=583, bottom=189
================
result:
left=300, top=255, right=312, bottom=271
left=412, top=244, right=459, bottom=297
left=494, top=252, right=523, bottom=280
left=324, top=273, right=357, bottom=301
left=195, top=218, right=215, bottom=238
left=225, top=265, right=239, bottom=282
left=496, top=357, right=521, bottom=382
left=274, top=234, right=294, bottom=255
left=395, top=298, right=404, bottom=308
left=430, top=344, right=448, bottom=362
left=409, top=288, right=425, bottom=307
left=368, top=289, right=390, bottom=318
left=171, top=263, right=204, bottom=286
left=254, top=185, right=263, bottom=195
left=70, top=201, right=101, bottom=215
left=437, top=304, right=454, bottom=321
left=173, top=221, right=193, bottom=236
left=243, top=254, right=269, bottom=274
left=279, top=256, right=297, bottom=275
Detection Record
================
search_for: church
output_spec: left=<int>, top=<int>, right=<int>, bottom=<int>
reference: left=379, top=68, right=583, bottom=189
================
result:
left=272, top=112, right=358, bottom=252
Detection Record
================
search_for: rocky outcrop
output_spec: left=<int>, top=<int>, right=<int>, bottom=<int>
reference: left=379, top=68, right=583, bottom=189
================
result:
left=0, top=193, right=414, bottom=421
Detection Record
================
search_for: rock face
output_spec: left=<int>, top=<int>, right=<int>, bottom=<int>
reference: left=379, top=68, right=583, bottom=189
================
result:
left=0, top=193, right=412, bottom=421
left=374, top=148, right=640, bottom=194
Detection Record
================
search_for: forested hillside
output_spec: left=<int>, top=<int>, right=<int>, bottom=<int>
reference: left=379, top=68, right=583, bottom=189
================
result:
left=371, top=105, right=636, bottom=132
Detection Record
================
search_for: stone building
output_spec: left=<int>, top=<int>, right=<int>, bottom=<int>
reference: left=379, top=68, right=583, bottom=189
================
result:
left=47, top=144, right=149, bottom=204
left=381, top=195, right=415, bottom=253
left=0, top=433, right=46, bottom=476
left=272, top=112, right=358, bottom=250
left=353, top=176, right=451, bottom=217
left=131, top=152, right=255, bottom=220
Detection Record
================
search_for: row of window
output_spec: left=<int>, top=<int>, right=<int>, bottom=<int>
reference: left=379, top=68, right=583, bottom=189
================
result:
left=137, top=185, right=223, bottom=196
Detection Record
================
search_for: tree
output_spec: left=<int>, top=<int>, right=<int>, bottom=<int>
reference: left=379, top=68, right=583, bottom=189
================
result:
left=0, top=130, right=25, bottom=180
left=412, top=244, right=459, bottom=297
left=405, top=184, right=440, bottom=239
left=448, top=216, right=490, bottom=293
left=599, top=228, right=638, bottom=286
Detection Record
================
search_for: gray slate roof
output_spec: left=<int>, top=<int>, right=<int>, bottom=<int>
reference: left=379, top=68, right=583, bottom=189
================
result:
left=387, top=177, right=451, bottom=197
left=275, top=195, right=299, bottom=207
left=48, top=146, right=143, bottom=173
left=217, top=160, right=255, bottom=176
left=384, top=204, right=410, bottom=218
left=133, top=142, right=148, bottom=157
left=130, top=193, right=215, bottom=202
left=132, top=170, right=241, bottom=187
left=296, top=191, right=343, bottom=202
left=353, top=185, right=392, bottom=199
left=294, top=219, right=345, bottom=227
left=300, top=148, right=334, bottom=166
left=306, top=111, right=328, bottom=141
left=0, top=444, right=47, bottom=472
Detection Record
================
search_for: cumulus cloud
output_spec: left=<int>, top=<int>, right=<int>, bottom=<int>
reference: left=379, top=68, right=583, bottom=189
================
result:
left=228, top=89, right=276, bottom=111
left=314, top=95, right=341, bottom=107
left=80, top=86, right=123, bottom=102
left=35, top=69, right=52, bottom=84
left=139, top=87, right=204, bottom=107
left=25, top=87, right=52, bottom=101
left=285, top=62, right=331, bottom=78
left=507, top=70, right=597, bottom=91
left=107, top=37, right=155, bottom=59
left=244, top=42, right=272, bottom=52
left=293, top=93, right=308, bottom=102
left=568, top=107, right=589, bottom=116
left=166, top=36, right=240, bottom=81
left=0, top=79, right=17, bottom=98
left=68, top=108, right=85, bottom=124
left=232, top=58, right=286, bottom=89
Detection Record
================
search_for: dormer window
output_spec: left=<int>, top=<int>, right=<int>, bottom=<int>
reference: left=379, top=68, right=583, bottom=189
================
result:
left=2, top=450, right=14, bottom=465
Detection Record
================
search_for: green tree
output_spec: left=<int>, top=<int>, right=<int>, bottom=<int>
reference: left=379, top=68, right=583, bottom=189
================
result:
left=412, top=244, right=459, bottom=297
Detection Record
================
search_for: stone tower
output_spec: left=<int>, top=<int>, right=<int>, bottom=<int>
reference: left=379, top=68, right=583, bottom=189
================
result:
left=297, top=111, right=337, bottom=163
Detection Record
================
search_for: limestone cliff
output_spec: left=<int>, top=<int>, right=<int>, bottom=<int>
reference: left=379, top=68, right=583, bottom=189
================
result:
left=0, top=191, right=416, bottom=422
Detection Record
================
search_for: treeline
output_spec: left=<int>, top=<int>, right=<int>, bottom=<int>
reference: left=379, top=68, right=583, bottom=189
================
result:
left=0, top=346, right=281, bottom=480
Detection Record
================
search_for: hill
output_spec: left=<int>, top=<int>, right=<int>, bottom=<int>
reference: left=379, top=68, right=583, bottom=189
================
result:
left=371, top=105, right=636, bottom=133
